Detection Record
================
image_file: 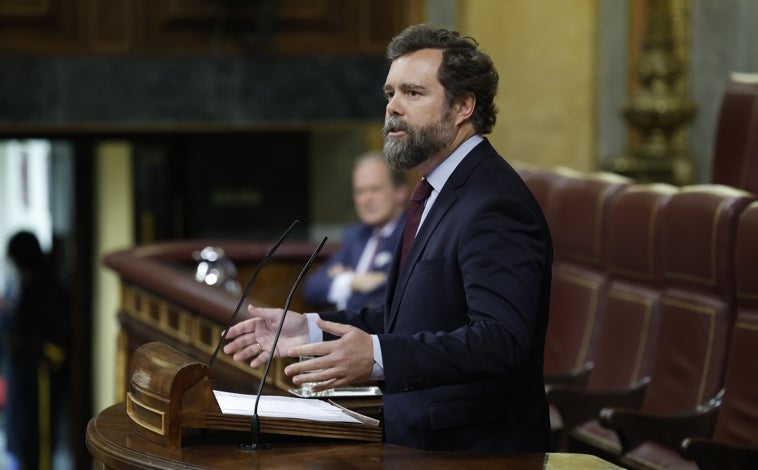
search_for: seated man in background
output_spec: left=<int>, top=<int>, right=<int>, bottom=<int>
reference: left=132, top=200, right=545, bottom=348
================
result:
left=303, top=152, right=409, bottom=311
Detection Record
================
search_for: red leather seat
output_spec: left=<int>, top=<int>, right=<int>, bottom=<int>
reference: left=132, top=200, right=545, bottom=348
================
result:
left=519, top=166, right=571, bottom=229
left=677, top=314, right=758, bottom=470
left=604, top=201, right=758, bottom=470
left=542, top=171, right=630, bottom=382
left=587, top=184, right=675, bottom=390
left=676, top=201, right=758, bottom=469
left=569, top=185, right=755, bottom=467
left=547, top=183, right=675, bottom=450
left=710, top=73, right=758, bottom=195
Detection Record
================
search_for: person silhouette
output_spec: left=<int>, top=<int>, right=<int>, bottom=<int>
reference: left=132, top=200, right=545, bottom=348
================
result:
left=1, top=231, right=67, bottom=470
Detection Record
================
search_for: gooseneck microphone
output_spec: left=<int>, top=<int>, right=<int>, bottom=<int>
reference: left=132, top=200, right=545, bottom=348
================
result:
left=243, top=236, right=328, bottom=451
left=208, top=219, right=300, bottom=368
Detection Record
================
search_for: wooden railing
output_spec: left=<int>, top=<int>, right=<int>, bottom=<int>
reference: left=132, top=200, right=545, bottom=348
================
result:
left=104, top=239, right=335, bottom=398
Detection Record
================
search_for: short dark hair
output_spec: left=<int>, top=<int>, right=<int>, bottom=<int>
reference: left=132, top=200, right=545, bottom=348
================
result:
left=386, top=23, right=499, bottom=135
left=7, top=231, right=43, bottom=271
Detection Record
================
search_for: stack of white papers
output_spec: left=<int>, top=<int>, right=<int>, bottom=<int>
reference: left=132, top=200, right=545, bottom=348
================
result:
left=213, top=391, right=362, bottom=424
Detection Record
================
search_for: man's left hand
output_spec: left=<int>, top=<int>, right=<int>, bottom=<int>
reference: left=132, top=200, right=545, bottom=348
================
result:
left=284, top=318, right=375, bottom=391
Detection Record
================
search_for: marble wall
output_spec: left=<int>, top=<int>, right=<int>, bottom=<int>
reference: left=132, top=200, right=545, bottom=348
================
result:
left=0, top=56, right=388, bottom=125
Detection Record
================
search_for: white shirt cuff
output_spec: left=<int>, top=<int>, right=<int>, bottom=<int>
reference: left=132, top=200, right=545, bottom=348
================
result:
left=370, top=334, right=385, bottom=380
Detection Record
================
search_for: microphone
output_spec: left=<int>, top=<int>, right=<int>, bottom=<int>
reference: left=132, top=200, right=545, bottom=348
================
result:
left=242, top=235, right=328, bottom=451
left=208, top=219, right=300, bottom=368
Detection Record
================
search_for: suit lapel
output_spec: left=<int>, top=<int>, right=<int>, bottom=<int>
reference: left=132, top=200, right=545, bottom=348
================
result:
left=384, top=139, right=496, bottom=332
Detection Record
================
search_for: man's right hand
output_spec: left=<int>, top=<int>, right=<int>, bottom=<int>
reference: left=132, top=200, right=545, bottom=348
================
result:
left=222, top=305, right=309, bottom=369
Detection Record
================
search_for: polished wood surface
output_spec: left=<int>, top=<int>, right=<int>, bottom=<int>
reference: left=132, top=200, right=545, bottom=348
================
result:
left=87, top=403, right=623, bottom=469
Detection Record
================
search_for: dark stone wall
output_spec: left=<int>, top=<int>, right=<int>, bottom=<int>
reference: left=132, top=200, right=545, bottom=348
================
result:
left=0, top=56, right=389, bottom=125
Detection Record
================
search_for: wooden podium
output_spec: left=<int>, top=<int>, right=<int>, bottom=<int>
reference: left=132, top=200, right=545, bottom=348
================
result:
left=124, top=341, right=381, bottom=448
left=87, top=341, right=624, bottom=469
left=87, top=403, right=623, bottom=469
left=126, top=341, right=223, bottom=448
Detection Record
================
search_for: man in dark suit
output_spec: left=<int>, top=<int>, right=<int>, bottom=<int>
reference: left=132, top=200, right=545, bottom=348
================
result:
left=302, top=153, right=408, bottom=311
left=224, top=23, right=553, bottom=453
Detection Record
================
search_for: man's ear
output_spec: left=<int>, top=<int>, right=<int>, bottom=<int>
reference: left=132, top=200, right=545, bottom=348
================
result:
left=453, top=92, right=476, bottom=127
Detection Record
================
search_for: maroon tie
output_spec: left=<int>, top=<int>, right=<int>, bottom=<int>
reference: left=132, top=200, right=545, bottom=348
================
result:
left=400, top=178, right=434, bottom=269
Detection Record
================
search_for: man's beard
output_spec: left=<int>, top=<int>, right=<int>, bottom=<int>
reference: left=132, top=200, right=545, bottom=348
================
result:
left=382, top=111, right=456, bottom=171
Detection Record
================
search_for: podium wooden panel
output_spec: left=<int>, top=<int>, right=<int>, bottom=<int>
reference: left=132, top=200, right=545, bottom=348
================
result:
left=124, top=341, right=381, bottom=448
left=87, top=403, right=623, bottom=470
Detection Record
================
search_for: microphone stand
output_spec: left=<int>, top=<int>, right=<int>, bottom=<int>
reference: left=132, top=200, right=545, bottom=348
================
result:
left=208, top=219, right=299, bottom=368
left=242, top=236, right=328, bottom=451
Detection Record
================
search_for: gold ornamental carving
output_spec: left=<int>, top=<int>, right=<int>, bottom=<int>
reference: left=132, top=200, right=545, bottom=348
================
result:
left=606, top=0, right=696, bottom=185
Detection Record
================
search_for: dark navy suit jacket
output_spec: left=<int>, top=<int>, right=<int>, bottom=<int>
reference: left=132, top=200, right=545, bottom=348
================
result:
left=303, top=218, right=404, bottom=311
left=321, top=139, right=553, bottom=452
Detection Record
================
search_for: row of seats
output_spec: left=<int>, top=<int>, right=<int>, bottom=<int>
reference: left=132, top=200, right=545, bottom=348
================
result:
left=515, top=164, right=758, bottom=470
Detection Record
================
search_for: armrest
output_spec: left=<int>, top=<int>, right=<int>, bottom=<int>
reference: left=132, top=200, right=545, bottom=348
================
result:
left=599, top=393, right=721, bottom=454
left=544, top=362, right=593, bottom=388
left=547, top=377, right=648, bottom=431
left=681, top=437, right=758, bottom=470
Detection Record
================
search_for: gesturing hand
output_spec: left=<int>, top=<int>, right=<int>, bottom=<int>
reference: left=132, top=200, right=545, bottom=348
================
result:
left=222, top=305, right=309, bottom=369
left=284, top=318, right=375, bottom=392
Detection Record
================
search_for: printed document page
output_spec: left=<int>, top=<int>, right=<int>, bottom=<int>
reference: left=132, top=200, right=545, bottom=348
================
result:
left=213, top=390, right=362, bottom=424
